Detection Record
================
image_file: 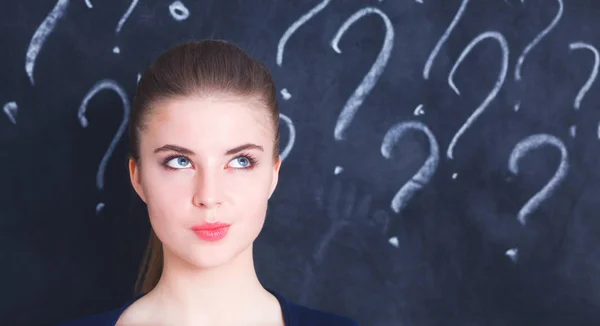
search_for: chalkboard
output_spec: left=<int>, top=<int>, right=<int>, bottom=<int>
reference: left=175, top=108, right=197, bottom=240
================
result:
left=2, top=0, right=600, bottom=325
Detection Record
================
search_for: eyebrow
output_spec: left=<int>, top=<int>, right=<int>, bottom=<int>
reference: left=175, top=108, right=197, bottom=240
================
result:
left=225, top=143, right=264, bottom=155
left=153, top=143, right=264, bottom=156
left=154, top=144, right=195, bottom=155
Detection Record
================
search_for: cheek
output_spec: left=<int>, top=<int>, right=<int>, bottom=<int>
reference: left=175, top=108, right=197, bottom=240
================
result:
left=141, top=167, right=192, bottom=224
left=230, top=170, right=273, bottom=220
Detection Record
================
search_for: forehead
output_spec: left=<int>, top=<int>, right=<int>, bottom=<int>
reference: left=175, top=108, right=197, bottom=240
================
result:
left=141, top=95, right=273, bottom=151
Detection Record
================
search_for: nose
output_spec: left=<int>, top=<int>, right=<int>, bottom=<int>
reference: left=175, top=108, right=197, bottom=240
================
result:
left=191, top=167, right=222, bottom=209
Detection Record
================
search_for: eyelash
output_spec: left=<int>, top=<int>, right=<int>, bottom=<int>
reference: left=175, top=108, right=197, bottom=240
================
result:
left=161, top=152, right=259, bottom=170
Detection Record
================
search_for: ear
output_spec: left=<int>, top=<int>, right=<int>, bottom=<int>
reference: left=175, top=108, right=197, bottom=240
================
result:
left=268, top=156, right=281, bottom=199
left=129, top=157, right=147, bottom=203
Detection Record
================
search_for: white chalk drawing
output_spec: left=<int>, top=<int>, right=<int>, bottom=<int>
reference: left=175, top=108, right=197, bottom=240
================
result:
left=26, top=0, right=69, bottom=85
left=77, top=79, right=131, bottom=214
left=96, top=203, right=105, bottom=214
left=85, top=0, right=93, bottom=8
left=569, top=125, right=576, bottom=138
left=388, top=236, right=399, bottom=247
left=276, top=0, right=331, bottom=67
left=279, top=113, right=296, bottom=162
left=169, top=1, right=190, bottom=21
left=314, top=184, right=371, bottom=262
left=3, top=102, right=17, bottom=125
left=514, top=0, right=563, bottom=81
left=568, top=42, right=599, bottom=110
left=514, top=101, right=521, bottom=112
left=369, top=209, right=400, bottom=248
left=447, top=31, right=509, bottom=159
left=113, top=0, right=139, bottom=54
left=509, top=134, right=568, bottom=225
left=280, top=88, right=292, bottom=100
left=413, top=104, right=425, bottom=116
left=505, top=247, right=518, bottom=262
left=331, top=7, right=394, bottom=141
left=300, top=180, right=371, bottom=303
left=423, top=0, right=469, bottom=80
left=334, top=166, right=343, bottom=175
left=381, top=121, right=439, bottom=214
left=570, top=43, right=600, bottom=140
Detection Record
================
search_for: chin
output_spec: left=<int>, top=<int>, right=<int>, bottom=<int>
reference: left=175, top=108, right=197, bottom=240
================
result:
left=188, top=252, right=236, bottom=269
left=181, top=243, right=252, bottom=270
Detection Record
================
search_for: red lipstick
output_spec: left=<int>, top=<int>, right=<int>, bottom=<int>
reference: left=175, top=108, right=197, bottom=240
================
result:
left=191, top=222, right=230, bottom=242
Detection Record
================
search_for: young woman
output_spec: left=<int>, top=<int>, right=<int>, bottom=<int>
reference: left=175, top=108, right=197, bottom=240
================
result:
left=59, top=40, right=359, bottom=325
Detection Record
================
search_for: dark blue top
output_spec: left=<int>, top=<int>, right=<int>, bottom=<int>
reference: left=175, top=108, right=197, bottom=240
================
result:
left=58, top=289, right=358, bottom=326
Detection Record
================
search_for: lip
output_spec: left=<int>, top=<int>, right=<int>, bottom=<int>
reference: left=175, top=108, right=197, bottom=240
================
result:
left=191, top=222, right=231, bottom=230
left=191, top=222, right=230, bottom=242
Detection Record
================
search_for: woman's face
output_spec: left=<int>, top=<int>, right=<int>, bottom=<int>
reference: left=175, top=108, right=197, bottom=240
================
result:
left=129, top=95, right=280, bottom=269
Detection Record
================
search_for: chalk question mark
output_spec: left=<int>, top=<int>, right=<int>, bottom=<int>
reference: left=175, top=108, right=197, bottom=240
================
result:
left=278, top=113, right=296, bottom=162
left=78, top=79, right=130, bottom=214
left=330, top=7, right=394, bottom=142
left=513, top=0, right=563, bottom=111
left=567, top=42, right=599, bottom=138
left=113, top=0, right=139, bottom=54
left=276, top=0, right=331, bottom=100
left=422, top=0, right=469, bottom=80
left=25, top=0, right=69, bottom=85
left=447, top=31, right=509, bottom=172
left=381, top=121, right=440, bottom=247
left=505, top=134, right=568, bottom=262
left=514, top=0, right=563, bottom=82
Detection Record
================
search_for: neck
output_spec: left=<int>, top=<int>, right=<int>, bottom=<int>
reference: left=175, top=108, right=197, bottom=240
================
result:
left=151, top=244, right=267, bottom=321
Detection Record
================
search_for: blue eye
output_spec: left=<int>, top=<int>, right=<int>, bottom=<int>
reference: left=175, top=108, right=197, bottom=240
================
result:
left=228, top=156, right=255, bottom=169
left=166, top=156, right=191, bottom=169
